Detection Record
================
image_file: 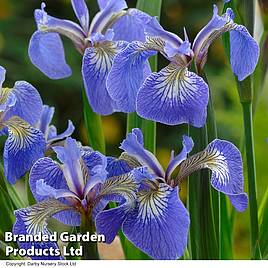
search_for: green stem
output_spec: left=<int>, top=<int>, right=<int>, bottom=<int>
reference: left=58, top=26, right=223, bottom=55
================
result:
left=82, top=90, right=105, bottom=154
left=80, top=212, right=99, bottom=260
left=127, top=113, right=143, bottom=132
left=241, top=101, right=259, bottom=258
left=187, top=125, right=207, bottom=259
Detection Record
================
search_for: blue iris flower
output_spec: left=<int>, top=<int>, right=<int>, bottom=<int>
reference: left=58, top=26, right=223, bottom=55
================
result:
left=106, top=5, right=259, bottom=126
left=29, top=0, right=151, bottom=115
left=13, top=137, right=138, bottom=260
left=0, top=66, right=45, bottom=184
left=35, top=104, right=75, bottom=150
left=96, top=128, right=248, bottom=260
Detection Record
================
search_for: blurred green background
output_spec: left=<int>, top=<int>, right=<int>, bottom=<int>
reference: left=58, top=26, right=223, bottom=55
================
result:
left=0, top=0, right=267, bottom=259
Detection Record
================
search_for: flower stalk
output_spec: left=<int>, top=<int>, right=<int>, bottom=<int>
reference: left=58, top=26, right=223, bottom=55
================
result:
left=80, top=211, right=100, bottom=260
left=241, top=101, right=259, bottom=258
left=238, top=0, right=259, bottom=258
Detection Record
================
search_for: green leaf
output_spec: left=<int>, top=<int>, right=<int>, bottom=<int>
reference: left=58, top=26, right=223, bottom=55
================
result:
left=188, top=125, right=218, bottom=259
left=0, top=184, right=15, bottom=234
left=219, top=194, right=233, bottom=259
left=82, top=89, right=105, bottom=154
left=258, top=188, right=268, bottom=259
left=241, top=102, right=259, bottom=259
left=24, top=173, right=36, bottom=206
left=0, top=241, right=23, bottom=260
left=0, top=164, right=25, bottom=209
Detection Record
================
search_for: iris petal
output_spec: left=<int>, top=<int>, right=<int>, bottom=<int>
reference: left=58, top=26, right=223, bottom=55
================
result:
left=97, top=184, right=189, bottom=260
left=29, top=31, right=72, bottom=79
left=98, top=172, right=138, bottom=203
left=96, top=203, right=131, bottom=243
left=111, top=9, right=151, bottom=42
left=13, top=199, right=73, bottom=260
left=137, top=63, right=209, bottom=127
left=82, top=41, right=127, bottom=115
left=0, top=65, right=6, bottom=87
left=193, top=5, right=259, bottom=78
left=228, top=193, right=248, bottom=212
left=34, top=6, right=85, bottom=46
left=30, top=157, right=81, bottom=226
left=122, top=185, right=189, bottom=260
left=165, top=135, right=194, bottom=180
left=89, top=0, right=127, bottom=34
left=5, top=81, right=43, bottom=125
left=82, top=151, right=108, bottom=196
left=107, top=41, right=155, bottom=112
left=47, top=120, right=75, bottom=144
left=106, top=157, right=132, bottom=177
left=178, top=139, right=248, bottom=211
left=36, top=105, right=55, bottom=137
left=120, top=128, right=165, bottom=178
left=230, top=25, right=260, bottom=81
left=53, top=138, right=85, bottom=197
left=3, top=116, right=46, bottom=184
left=144, top=17, right=183, bottom=47
left=71, top=0, right=90, bottom=33
left=97, top=0, right=109, bottom=10
left=0, top=88, right=16, bottom=113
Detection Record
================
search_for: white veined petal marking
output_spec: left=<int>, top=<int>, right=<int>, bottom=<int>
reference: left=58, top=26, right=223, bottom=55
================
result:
left=4, top=116, right=41, bottom=150
left=151, top=64, right=200, bottom=105
left=98, top=173, right=138, bottom=203
left=177, top=146, right=229, bottom=186
left=16, top=199, right=73, bottom=235
left=91, top=42, right=119, bottom=74
left=0, top=87, right=13, bottom=105
left=137, top=184, right=171, bottom=222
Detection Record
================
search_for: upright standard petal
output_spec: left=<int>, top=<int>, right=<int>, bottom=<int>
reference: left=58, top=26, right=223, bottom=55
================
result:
left=3, top=117, right=46, bottom=184
left=36, top=105, right=55, bottom=137
left=107, top=41, right=156, bottom=112
left=144, top=17, right=183, bottom=47
left=82, top=151, right=108, bottom=196
left=89, top=0, right=127, bottom=34
left=53, top=138, right=85, bottom=197
left=137, top=63, right=209, bottom=127
left=82, top=41, right=127, bottom=115
left=4, top=81, right=43, bottom=125
left=178, top=139, right=248, bottom=211
left=47, top=120, right=75, bottom=144
left=97, top=0, right=109, bottom=10
left=13, top=199, right=73, bottom=260
left=120, top=128, right=165, bottom=178
left=229, top=25, right=260, bottom=81
left=165, top=135, right=194, bottom=180
left=111, top=9, right=151, bottom=42
left=30, top=157, right=81, bottom=226
left=71, top=0, right=90, bottom=33
left=0, top=65, right=6, bottom=88
left=29, top=31, right=72, bottom=79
